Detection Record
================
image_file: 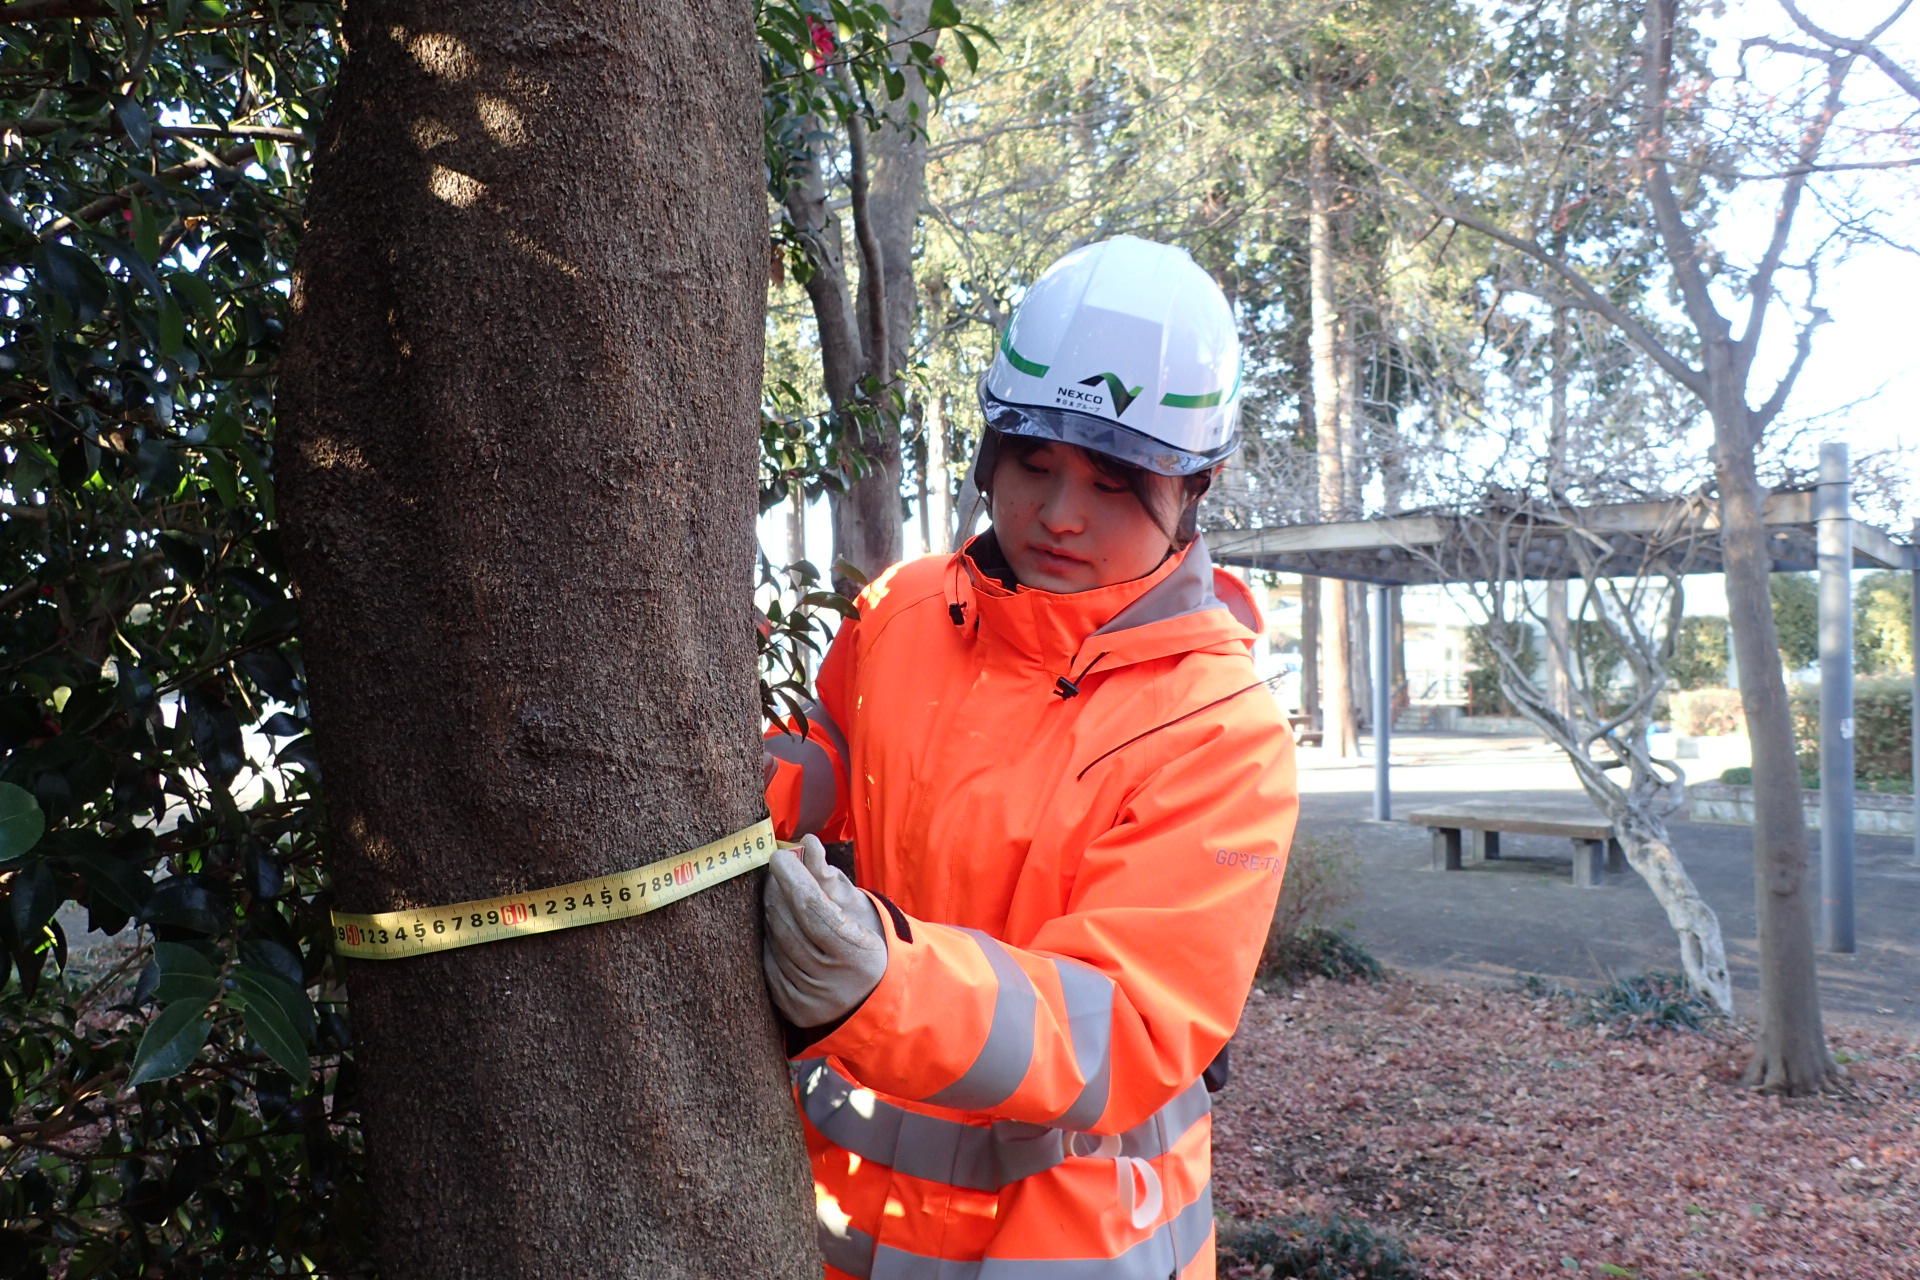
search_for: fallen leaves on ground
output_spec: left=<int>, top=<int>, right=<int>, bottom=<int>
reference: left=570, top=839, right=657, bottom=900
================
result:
left=1214, top=976, right=1920, bottom=1279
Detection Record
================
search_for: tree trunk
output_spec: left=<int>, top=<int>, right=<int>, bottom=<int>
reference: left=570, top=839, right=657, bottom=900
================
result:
left=928, top=390, right=951, bottom=551
left=1301, top=573, right=1322, bottom=724
left=276, top=3, right=819, bottom=1275
left=1351, top=582, right=1373, bottom=732
left=1715, top=407, right=1832, bottom=1092
left=1308, top=73, right=1357, bottom=756
left=1470, top=559, right=1734, bottom=1015
left=825, top=0, right=935, bottom=586
left=1546, top=304, right=1574, bottom=718
left=1389, top=587, right=1407, bottom=712
left=1612, top=815, right=1733, bottom=1013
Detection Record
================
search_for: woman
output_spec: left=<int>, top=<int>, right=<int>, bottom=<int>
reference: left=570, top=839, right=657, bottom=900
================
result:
left=762, top=235, right=1298, bottom=1280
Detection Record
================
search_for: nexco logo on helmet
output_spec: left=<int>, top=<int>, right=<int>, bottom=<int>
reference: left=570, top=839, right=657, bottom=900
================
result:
left=978, top=235, right=1243, bottom=480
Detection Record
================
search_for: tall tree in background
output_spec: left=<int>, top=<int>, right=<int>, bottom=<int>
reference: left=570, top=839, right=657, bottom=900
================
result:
left=278, top=1, right=817, bottom=1274
left=1376, top=0, right=1920, bottom=1092
left=768, top=0, right=976, bottom=586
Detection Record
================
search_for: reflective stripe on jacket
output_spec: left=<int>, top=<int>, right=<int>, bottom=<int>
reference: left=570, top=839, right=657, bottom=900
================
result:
left=765, top=534, right=1299, bottom=1279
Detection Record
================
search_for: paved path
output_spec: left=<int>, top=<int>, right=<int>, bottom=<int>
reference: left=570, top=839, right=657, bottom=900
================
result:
left=1294, top=731, right=1920, bottom=1036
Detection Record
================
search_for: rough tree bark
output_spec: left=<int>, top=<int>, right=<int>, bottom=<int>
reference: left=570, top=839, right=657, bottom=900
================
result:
left=276, top=1, right=819, bottom=1274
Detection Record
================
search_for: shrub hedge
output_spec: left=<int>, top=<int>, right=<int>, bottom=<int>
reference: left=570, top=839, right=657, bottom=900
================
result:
left=1670, top=687, right=1745, bottom=737
left=1790, top=678, right=1913, bottom=785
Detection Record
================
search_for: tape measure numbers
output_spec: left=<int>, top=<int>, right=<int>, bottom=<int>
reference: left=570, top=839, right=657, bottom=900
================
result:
left=331, top=818, right=778, bottom=960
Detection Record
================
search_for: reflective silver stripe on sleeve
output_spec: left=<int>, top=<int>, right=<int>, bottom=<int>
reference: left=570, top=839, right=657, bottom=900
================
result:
left=817, top=1219, right=877, bottom=1278
left=802, top=1060, right=1066, bottom=1192
left=765, top=731, right=837, bottom=833
left=922, top=930, right=1038, bottom=1111
left=766, top=700, right=849, bottom=835
left=866, top=1180, right=1213, bottom=1279
left=800, top=1064, right=1209, bottom=1196
left=803, top=698, right=850, bottom=767
left=1047, top=958, right=1115, bottom=1132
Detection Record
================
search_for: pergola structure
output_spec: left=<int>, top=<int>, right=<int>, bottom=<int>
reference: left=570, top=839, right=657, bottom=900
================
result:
left=1207, top=443, right=1919, bottom=953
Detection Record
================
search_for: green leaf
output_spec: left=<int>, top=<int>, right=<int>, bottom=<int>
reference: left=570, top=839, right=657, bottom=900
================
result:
left=153, top=941, right=218, bottom=1005
left=883, top=66, right=905, bottom=99
left=801, top=591, right=860, bottom=620
left=1596, top=1267, right=1637, bottom=1278
left=130, top=198, right=160, bottom=263
left=762, top=27, right=799, bottom=66
left=72, top=849, right=153, bottom=919
left=37, top=242, right=111, bottom=326
left=158, top=297, right=186, bottom=358
left=171, top=268, right=218, bottom=319
left=928, top=0, right=961, bottom=28
left=129, top=996, right=212, bottom=1085
left=233, top=966, right=312, bottom=1082
left=7, top=860, right=58, bottom=940
left=114, top=94, right=153, bottom=150
left=235, top=440, right=276, bottom=520
left=0, top=782, right=46, bottom=861
left=955, top=29, right=979, bottom=73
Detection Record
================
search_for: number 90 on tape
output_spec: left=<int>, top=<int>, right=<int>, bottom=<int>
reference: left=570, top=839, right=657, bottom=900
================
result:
left=331, top=818, right=778, bottom=960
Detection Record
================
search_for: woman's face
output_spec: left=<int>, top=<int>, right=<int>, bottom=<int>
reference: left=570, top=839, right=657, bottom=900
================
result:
left=989, top=442, right=1178, bottom=592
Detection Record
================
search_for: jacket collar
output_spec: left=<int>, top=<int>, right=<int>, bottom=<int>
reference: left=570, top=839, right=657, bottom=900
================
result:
left=945, top=531, right=1260, bottom=679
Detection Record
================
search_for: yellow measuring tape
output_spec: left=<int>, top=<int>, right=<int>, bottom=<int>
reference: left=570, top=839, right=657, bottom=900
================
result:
left=331, top=818, right=778, bottom=960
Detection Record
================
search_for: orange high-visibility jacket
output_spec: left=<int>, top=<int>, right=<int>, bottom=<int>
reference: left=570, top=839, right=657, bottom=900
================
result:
left=765, top=533, right=1298, bottom=1280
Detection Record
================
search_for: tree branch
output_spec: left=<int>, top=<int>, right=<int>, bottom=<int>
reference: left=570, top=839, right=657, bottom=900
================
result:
left=37, top=141, right=256, bottom=240
left=10, top=117, right=308, bottom=144
left=1639, top=0, right=1724, bottom=345
left=839, top=67, right=888, bottom=391
left=1753, top=306, right=1829, bottom=430
left=1733, top=37, right=1851, bottom=379
left=1369, top=157, right=1704, bottom=395
left=1781, top=0, right=1920, bottom=103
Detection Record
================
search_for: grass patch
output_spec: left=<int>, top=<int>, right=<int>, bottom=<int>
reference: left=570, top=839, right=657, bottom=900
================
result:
left=1262, top=925, right=1384, bottom=988
left=1575, top=971, right=1724, bottom=1037
left=1219, top=1213, right=1428, bottom=1280
left=1513, top=971, right=1724, bottom=1038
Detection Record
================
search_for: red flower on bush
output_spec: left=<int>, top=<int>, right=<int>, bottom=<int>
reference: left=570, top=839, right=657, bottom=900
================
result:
left=806, top=16, right=835, bottom=73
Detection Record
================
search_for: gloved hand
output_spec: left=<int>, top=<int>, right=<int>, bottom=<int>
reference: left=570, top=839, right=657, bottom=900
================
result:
left=761, top=834, right=887, bottom=1028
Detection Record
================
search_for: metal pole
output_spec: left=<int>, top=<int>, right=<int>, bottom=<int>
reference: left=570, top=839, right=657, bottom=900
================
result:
left=1911, top=519, right=1918, bottom=865
left=1372, top=583, right=1391, bottom=821
left=1818, top=442, right=1855, bottom=953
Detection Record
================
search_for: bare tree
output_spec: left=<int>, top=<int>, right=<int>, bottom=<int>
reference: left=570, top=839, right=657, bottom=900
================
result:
left=1360, top=0, right=1902, bottom=1094
left=1415, top=489, right=1734, bottom=1012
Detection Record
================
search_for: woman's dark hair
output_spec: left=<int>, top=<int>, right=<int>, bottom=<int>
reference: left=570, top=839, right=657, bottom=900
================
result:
left=991, top=434, right=1212, bottom=547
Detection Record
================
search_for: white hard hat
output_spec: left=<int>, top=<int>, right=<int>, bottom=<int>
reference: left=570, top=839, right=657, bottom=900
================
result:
left=977, top=235, right=1242, bottom=478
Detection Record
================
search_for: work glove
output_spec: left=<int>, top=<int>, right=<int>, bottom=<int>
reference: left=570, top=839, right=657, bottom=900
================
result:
left=762, top=834, right=887, bottom=1029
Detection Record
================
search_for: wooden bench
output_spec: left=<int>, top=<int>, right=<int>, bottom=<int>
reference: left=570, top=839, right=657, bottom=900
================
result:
left=1406, top=800, right=1628, bottom=888
left=1286, top=713, right=1322, bottom=748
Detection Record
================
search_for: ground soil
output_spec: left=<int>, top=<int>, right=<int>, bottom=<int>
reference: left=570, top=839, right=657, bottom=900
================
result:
left=1214, top=976, right=1920, bottom=1280
left=1208, top=730, right=1920, bottom=1278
